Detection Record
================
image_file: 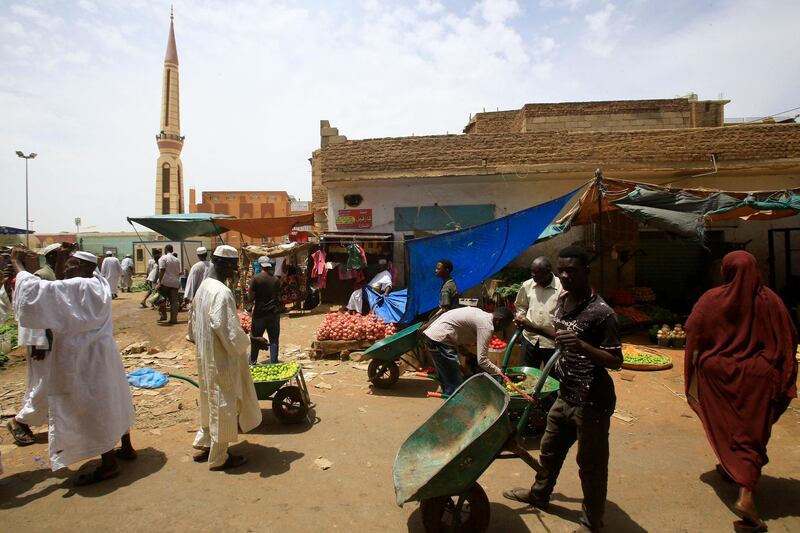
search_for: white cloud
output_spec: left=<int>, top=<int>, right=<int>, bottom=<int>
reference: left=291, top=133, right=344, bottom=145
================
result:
left=78, top=0, right=98, bottom=14
left=540, top=0, right=586, bottom=10
left=9, top=4, right=62, bottom=30
left=478, top=0, right=521, bottom=24
left=0, top=0, right=798, bottom=232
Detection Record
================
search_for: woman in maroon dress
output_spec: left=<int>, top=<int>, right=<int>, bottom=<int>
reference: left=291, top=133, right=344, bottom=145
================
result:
left=685, top=251, right=797, bottom=530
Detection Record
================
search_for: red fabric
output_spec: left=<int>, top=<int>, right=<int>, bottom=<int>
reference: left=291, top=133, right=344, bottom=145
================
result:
left=684, top=251, right=798, bottom=490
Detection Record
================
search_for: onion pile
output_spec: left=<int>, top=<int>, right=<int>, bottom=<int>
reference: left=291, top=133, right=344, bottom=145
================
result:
left=316, top=311, right=397, bottom=341
left=238, top=311, right=252, bottom=334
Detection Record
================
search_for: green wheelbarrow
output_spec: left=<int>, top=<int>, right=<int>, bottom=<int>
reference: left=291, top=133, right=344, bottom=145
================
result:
left=393, top=349, right=561, bottom=532
left=250, top=362, right=314, bottom=424
left=363, top=322, right=426, bottom=388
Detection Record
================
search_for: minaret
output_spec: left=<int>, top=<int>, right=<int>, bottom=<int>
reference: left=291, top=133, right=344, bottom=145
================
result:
left=154, top=8, right=184, bottom=214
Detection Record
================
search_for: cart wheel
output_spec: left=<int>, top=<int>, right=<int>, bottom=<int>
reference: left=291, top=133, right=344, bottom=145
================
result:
left=272, top=386, right=309, bottom=424
left=367, top=359, right=400, bottom=388
left=420, top=483, right=490, bottom=533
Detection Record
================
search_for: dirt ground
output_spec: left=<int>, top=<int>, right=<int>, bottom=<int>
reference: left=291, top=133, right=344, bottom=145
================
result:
left=0, top=293, right=798, bottom=532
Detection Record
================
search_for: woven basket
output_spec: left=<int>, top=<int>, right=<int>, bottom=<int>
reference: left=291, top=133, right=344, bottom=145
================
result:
left=622, top=360, right=673, bottom=372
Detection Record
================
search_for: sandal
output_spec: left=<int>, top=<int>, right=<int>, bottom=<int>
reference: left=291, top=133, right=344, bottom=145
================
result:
left=74, top=466, right=120, bottom=486
left=193, top=449, right=210, bottom=463
left=7, top=420, right=35, bottom=446
left=210, top=453, right=247, bottom=471
left=733, top=507, right=768, bottom=532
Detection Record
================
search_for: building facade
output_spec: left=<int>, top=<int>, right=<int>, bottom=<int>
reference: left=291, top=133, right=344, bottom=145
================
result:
left=154, top=12, right=185, bottom=215
left=310, top=97, right=800, bottom=292
left=188, top=188, right=292, bottom=245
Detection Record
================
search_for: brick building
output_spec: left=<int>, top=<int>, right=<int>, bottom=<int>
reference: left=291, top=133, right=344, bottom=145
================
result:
left=310, top=97, right=800, bottom=295
left=188, top=188, right=291, bottom=245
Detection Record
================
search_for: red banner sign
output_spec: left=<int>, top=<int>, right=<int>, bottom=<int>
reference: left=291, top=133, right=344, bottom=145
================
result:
left=336, top=209, right=373, bottom=229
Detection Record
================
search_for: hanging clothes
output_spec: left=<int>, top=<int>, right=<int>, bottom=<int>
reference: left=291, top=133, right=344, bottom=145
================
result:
left=311, top=249, right=327, bottom=288
left=346, top=242, right=366, bottom=271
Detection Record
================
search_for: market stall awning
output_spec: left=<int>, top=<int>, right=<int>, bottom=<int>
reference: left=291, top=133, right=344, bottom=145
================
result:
left=214, top=213, right=315, bottom=238
left=127, top=213, right=234, bottom=241
left=244, top=242, right=313, bottom=259
left=543, top=178, right=800, bottom=241
left=0, top=226, right=33, bottom=235
left=400, top=190, right=577, bottom=323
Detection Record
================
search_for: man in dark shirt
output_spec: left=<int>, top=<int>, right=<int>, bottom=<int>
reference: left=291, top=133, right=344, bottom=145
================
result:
left=420, top=259, right=458, bottom=331
left=247, top=256, right=282, bottom=365
left=504, top=245, right=622, bottom=533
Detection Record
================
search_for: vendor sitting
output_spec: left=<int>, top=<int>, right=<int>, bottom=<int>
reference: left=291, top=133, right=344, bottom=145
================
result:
left=346, top=259, right=392, bottom=314
left=422, top=306, right=514, bottom=396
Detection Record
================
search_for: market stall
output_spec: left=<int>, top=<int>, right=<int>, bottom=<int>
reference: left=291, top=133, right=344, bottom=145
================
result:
left=243, top=242, right=316, bottom=312
left=315, top=232, right=394, bottom=305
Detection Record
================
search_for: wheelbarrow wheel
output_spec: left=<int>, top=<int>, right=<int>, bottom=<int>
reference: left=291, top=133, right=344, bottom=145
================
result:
left=272, top=386, right=308, bottom=424
left=420, top=482, right=490, bottom=533
left=367, top=359, right=400, bottom=389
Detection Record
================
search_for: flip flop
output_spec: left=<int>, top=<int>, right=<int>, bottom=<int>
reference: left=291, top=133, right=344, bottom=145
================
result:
left=734, top=520, right=768, bottom=532
left=733, top=507, right=768, bottom=532
left=74, top=466, right=120, bottom=486
left=502, top=488, right=550, bottom=509
left=210, top=453, right=247, bottom=471
left=6, top=420, right=35, bottom=446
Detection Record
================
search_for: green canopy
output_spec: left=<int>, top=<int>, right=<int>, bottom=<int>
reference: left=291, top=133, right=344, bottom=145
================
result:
left=127, top=213, right=233, bottom=241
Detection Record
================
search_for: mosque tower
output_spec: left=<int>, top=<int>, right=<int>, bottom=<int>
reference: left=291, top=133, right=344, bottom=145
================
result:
left=154, top=9, right=184, bottom=214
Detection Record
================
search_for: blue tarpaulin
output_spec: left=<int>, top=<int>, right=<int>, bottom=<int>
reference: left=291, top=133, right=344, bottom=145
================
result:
left=399, top=191, right=577, bottom=323
left=365, top=287, right=408, bottom=323
left=0, top=226, right=33, bottom=235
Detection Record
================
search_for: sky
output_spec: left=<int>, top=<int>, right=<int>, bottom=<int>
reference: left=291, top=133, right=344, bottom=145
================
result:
left=1, top=0, right=798, bottom=232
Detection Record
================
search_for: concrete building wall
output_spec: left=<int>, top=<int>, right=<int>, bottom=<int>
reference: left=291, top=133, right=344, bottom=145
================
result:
left=189, top=189, right=292, bottom=246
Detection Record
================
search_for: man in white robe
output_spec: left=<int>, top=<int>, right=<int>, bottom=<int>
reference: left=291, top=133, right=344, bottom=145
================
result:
left=346, top=259, right=393, bottom=314
left=6, top=244, right=58, bottom=446
left=191, top=245, right=262, bottom=470
left=120, top=255, right=134, bottom=292
left=11, top=247, right=136, bottom=485
left=183, top=246, right=210, bottom=343
left=0, top=263, right=12, bottom=474
left=100, top=250, right=123, bottom=298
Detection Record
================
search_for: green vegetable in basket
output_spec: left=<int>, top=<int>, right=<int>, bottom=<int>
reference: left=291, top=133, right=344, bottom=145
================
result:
left=250, top=362, right=300, bottom=382
left=623, top=353, right=671, bottom=366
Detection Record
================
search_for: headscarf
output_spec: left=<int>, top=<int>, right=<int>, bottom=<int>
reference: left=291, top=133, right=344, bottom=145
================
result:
left=685, top=250, right=798, bottom=418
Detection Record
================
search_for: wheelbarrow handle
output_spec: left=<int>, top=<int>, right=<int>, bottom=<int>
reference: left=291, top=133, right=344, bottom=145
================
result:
left=534, top=348, right=561, bottom=396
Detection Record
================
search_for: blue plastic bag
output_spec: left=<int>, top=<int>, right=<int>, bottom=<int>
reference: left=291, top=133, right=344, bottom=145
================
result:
left=127, top=368, right=169, bottom=389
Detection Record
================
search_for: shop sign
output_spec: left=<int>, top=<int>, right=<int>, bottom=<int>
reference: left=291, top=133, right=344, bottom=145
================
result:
left=336, top=209, right=372, bottom=229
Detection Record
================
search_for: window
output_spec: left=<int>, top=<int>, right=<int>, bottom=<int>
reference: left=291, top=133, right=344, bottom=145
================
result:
left=211, top=195, right=220, bottom=201
left=227, top=195, right=236, bottom=201
left=136, top=249, right=144, bottom=261
left=162, top=164, right=171, bottom=214
left=268, top=195, right=277, bottom=201
left=250, top=194, right=260, bottom=200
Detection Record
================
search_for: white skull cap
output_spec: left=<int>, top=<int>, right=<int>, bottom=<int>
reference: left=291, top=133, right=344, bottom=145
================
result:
left=213, top=245, right=238, bottom=259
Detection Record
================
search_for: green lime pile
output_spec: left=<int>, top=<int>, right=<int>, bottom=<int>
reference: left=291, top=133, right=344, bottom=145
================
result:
left=250, top=362, right=300, bottom=383
left=623, top=353, right=671, bottom=366
left=504, top=374, right=539, bottom=394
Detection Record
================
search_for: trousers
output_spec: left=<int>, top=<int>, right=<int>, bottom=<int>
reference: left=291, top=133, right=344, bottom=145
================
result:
left=423, top=338, right=463, bottom=396
left=532, top=397, right=612, bottom=531
left=250, top=313, right=280, bottom=364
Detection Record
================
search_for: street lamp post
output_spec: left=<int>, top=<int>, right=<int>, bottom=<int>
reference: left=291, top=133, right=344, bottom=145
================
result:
left=15, top=151, right=37, bottom=248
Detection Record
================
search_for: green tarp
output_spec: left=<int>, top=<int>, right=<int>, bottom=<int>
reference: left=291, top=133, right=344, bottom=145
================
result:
left=127, top=213, right=233, bottom=241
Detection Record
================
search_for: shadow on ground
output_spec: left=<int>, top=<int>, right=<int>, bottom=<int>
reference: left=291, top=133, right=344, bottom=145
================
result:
left=248, top=408, right=320, bottom=435
left=700, top=469, right=800, bottom=521
left=368, top=376, right=440, bottom=398
left=406, top=502, right=530, bottom=532
left=0, top=446, right=167, bottom=508
left=222, top=441, right=304, bottom=479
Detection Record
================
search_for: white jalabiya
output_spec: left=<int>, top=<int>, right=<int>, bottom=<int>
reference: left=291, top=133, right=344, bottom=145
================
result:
left=100, top=256, right=123, bottom=293
left=14, top=271, right=135, bottom=470
left=0, top=287, right=9, bottom=474
left=191, top=277, right=261, bottom=468
left=119, top=257, right=134, bottom=290
left=346, top=270, right=393, bottom=313
left=184, top=260, right=210, bottom=342
left=16, top=325, right=50, bottom=427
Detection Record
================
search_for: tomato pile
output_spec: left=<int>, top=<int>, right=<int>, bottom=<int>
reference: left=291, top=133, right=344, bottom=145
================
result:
left=316, top=311, right=398, bottom=341
left=489, top=335, right=508, bottom=350
left=238, top=311, right=252, bottom=334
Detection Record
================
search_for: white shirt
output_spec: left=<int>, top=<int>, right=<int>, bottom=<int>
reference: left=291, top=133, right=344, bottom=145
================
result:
left=146, top=258, right=158, bottom=282
left=158, top=254, right=181, bottom=288
left=423, top=307, right=501, bottom=375
left=369, top=270, right=393, bottom=292
left=184, top=260, right=210, bottom=301
left=514, top=275, right=562, bottom=349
